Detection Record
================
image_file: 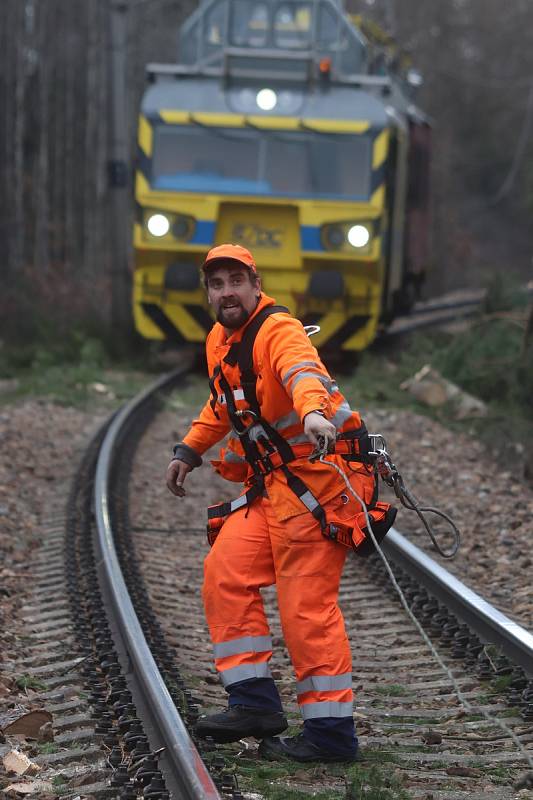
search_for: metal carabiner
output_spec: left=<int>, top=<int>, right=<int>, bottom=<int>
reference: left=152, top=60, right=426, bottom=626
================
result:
left=232, top=408, right=259, bottom=437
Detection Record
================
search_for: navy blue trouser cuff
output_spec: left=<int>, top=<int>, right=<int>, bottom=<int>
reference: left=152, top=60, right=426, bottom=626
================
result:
left=303, top=717, right=358, bottom=756
left=226, top=677, right=283, bottom=712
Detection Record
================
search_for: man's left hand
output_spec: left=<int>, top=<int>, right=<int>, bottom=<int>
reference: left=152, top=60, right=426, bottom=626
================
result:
left=303, top=411, right=336, bottom=451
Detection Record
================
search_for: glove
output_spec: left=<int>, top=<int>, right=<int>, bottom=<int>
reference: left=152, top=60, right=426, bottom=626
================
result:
left=303, top=410, right=337, bottom=452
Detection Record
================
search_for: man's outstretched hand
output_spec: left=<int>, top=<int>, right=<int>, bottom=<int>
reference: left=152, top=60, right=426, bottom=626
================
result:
left=166, top=458, right=192, bottom=497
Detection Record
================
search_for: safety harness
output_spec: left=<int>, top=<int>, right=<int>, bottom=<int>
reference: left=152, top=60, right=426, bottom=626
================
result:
left=206, top=306, right=397, bottom=553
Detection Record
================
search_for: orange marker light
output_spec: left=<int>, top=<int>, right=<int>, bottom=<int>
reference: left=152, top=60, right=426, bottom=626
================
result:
left=319, top=57, right=332, bottom=75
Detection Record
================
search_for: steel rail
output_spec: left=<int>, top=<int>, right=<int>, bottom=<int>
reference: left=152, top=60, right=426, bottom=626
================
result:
left=94, top=364, right=221, bottom=800
left=384, top=528, right=533, bottom=678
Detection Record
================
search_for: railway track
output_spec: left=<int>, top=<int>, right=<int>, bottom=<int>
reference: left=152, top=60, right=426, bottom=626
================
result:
left=384, top=282, right=532, bottom=338
left=4, top=365, right=533, bottom=799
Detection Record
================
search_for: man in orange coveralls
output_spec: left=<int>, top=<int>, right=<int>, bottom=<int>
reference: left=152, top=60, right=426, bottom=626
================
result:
left=166, top=244, right=394, bottom=763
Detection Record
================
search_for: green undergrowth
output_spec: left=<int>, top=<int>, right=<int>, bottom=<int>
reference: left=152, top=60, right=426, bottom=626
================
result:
left=37, top=742, right=59, bottom=754
left=342, top=276, right=533, bottom=476
left=15, top=673, right=48, bottom=691
left=374, top=684, right=409, bottom=697
left=210, top=752, right=409, bottom=800
left=0, top=328, right=155, bottom=408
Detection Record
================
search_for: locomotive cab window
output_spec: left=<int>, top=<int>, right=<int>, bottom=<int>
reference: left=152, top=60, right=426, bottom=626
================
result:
left=230, top=1, right=269, bottom=47
left=274, top=3, right=312, bottom=49
left=151, top=124, right=372, bottom=200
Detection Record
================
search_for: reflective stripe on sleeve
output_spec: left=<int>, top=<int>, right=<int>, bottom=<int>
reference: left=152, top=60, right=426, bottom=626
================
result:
left=220, top=662, right=272, bottom=687
left=272, top=410, right=301, bottom=430
left=289, top=372, right=336, bottom=395
left=296, top=672, right=352, bottom=695
left=300, top=701, right=354, bottom=720
left=330, top=401, right=354, bottom=428
left=213, top=634, right=273, bottom=659
left=282, top=361, right=322, bottom=386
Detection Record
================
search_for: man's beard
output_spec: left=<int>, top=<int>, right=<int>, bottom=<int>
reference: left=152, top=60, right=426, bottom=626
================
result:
left=216, top=303, right=252, bottom=330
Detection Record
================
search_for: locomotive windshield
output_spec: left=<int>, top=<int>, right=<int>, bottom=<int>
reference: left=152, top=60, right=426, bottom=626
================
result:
left=151, top=125, right=372, bottom=200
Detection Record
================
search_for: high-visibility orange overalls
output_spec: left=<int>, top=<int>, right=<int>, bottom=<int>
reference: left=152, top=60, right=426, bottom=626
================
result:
left=181, top=294, right=395, bottom=755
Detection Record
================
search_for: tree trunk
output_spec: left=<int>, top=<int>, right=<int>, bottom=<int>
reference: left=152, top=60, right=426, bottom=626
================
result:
left=13, top=0, right=26, bottom=274
left=34, top=1, right=50, bottom=272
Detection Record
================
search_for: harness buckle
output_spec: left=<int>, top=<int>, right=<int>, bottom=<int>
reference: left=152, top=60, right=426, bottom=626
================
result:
left=368, top=433, right=388, bottom=456
left=253, top=455, right=275, bottom=476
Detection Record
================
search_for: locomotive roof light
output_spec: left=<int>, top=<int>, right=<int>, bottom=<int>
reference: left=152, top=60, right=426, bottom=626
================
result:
left=147, top=213, right=170, bottom=237
left=256, top=88, right=277, bottom=111
left=347, top=224, right=370, bottom=248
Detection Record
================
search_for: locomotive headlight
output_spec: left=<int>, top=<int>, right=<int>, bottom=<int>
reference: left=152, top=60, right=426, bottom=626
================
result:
left=347, top=224, right=370, bottom=248
left=321, top=221, right=374, bottom=253
left=147, top=213, right=170, bottom=237
left=256, top=88, right=277, bottom=111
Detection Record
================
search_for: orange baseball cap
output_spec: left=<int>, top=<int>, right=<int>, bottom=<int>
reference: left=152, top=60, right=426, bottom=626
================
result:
left=202, top=243, right=257, bottom=274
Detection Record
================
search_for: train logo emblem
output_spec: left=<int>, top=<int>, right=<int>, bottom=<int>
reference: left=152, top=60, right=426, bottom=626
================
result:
left=232, top=224, right=283, bottom=249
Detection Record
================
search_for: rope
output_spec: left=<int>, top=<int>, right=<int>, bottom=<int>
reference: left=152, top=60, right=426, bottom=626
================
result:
left=372, top=444, right=460, bottom=558
left=319, top=454, right=533, bottom=772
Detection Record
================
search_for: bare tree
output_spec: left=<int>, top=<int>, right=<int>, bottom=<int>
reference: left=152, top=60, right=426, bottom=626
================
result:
left=34, top=0, right=50, bottom=272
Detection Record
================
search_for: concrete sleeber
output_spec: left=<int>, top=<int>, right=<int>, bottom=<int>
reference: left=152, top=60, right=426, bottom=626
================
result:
left=15, top=637, right=75, bottom=656
left=63, top=782, right=116, bottom=799
left=22, top=606, right=73, bottom=624
left=7, top=649, right=81, bottom=669
left=34, top=745, right=103, bottom=766
left=365, top=749, right=530, bottom=765
left=51, top=713, right=94, bottom=732
left=31, top=565, right=65, bottom=579
left=54, top=727, right=96, bottom=745
left=44, top=698, right=87, bottom=715
left=33, top=576, right=67, bottom=590
left=24, top=673, right=84, bottom=693
left=408, top=793, right=518, bottom=800
left=20, top=598, right=71, bottom=619
left=27, top=584, right=68, bottom=600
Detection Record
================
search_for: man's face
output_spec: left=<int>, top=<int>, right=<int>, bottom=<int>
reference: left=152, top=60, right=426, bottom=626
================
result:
left=205, top=263, right=261, bottom=330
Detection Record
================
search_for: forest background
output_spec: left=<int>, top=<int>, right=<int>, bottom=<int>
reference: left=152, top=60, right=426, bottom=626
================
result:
left=1, top=0, right=532, bottom=344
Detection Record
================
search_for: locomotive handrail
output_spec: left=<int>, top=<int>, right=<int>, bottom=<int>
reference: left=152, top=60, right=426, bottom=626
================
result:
left=146, top=59, right=391, bottom=88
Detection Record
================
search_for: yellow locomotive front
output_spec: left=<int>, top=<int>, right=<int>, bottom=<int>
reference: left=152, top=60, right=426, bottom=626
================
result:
left=133, top=1, right=429, bottom=353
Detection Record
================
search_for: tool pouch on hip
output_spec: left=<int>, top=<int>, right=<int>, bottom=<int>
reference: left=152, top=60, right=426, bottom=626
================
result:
left=324, top=501, right=397, bottom=557
left=206, top=505, right=229, bottom=547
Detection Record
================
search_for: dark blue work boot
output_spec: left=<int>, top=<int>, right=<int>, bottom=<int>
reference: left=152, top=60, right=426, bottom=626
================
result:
left=259, top=717, right=358, bottom=763
left=258, top=731, right=357, bottom=763
left=195, top=705, right=288, bottom=743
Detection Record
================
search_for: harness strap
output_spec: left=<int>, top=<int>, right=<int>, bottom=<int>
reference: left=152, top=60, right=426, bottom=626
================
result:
left=280, top=465, right=328, bottom=531
left=207, top=480, right=264, bottom=522
left=236, top=305, right=289, bottom=415
left=209, top=365, right=221, bottom=419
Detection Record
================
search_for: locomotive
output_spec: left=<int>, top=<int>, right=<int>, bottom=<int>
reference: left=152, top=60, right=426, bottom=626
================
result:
left=133, top=0, right=431, bottom=355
